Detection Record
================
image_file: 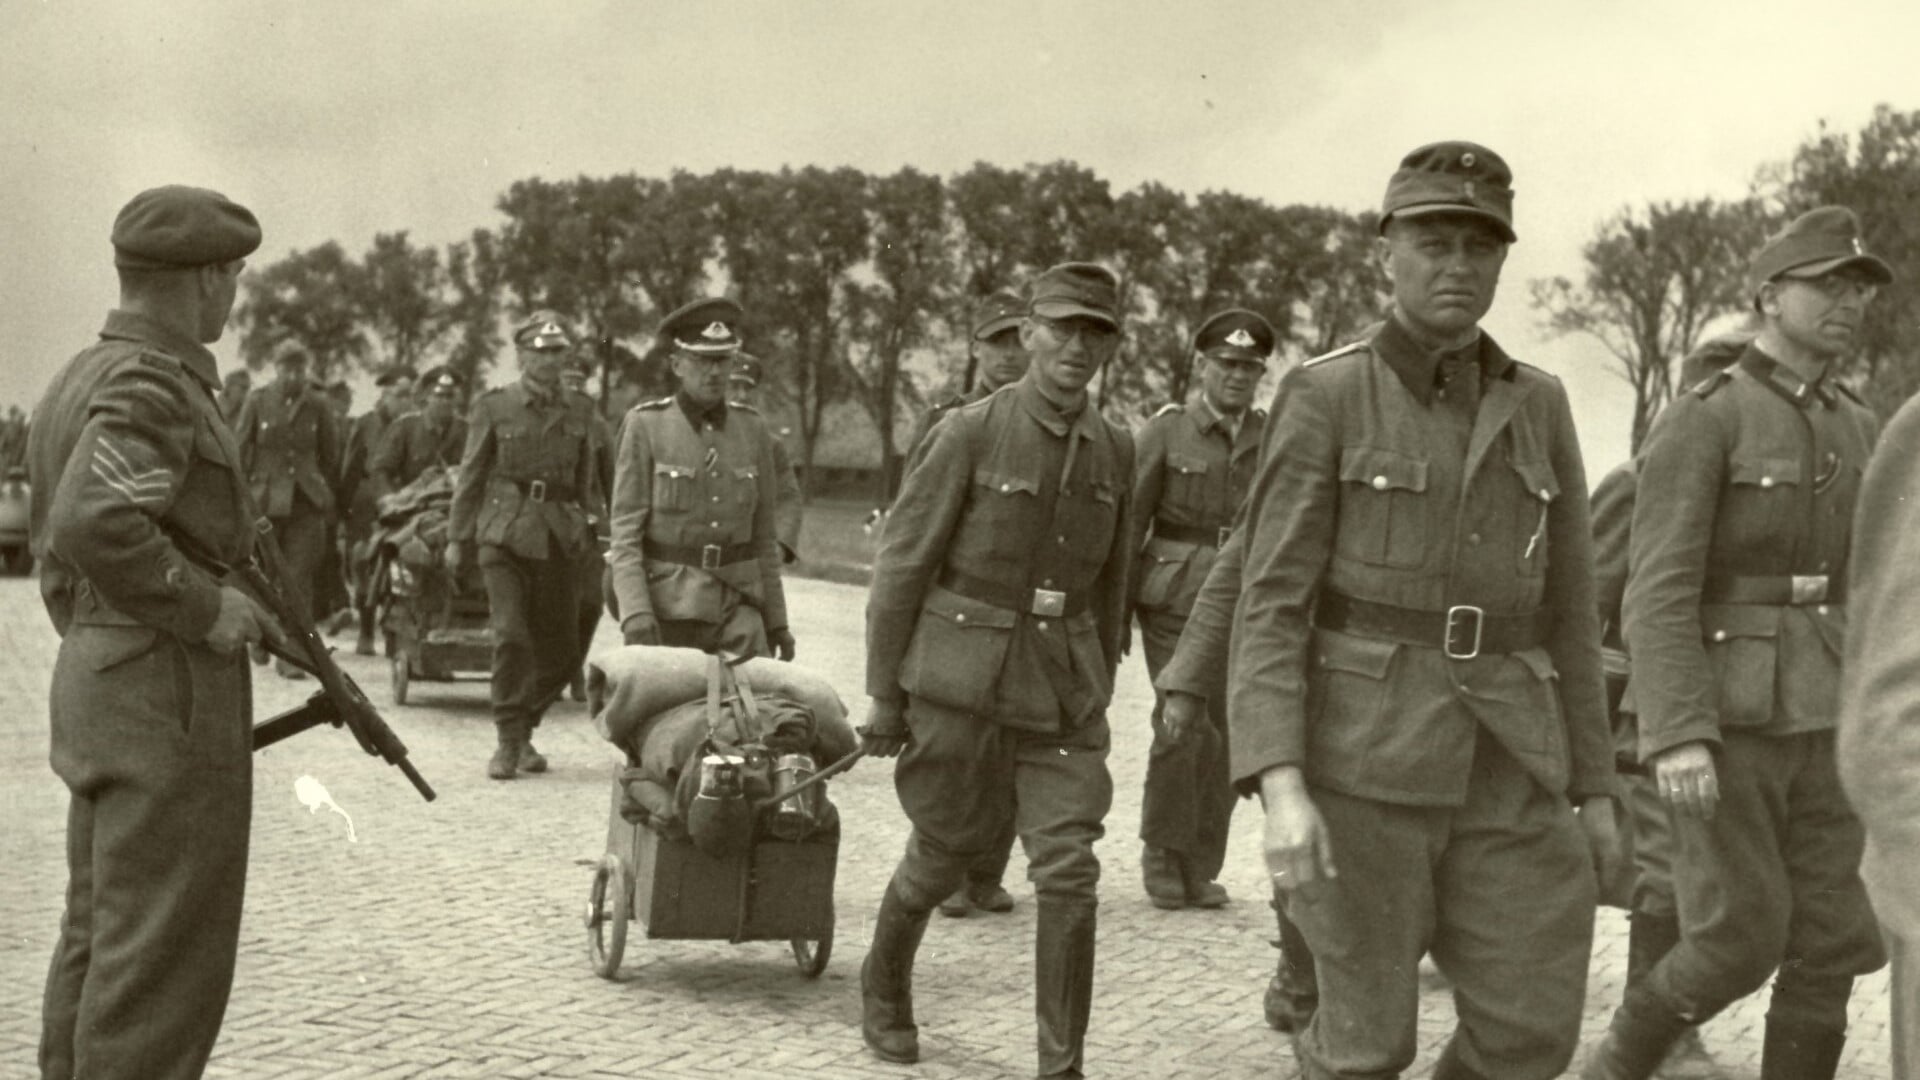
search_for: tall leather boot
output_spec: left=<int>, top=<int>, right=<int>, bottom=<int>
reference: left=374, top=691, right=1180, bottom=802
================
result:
left=1628, top=910, right=1718, bottom=1079
left=1035, top=896, right=1097, bottom=1078
left=1264, top=888, right=1318, bottom=1032
left=1580, top=986, right=1695, bottom=1080
left=862, top=881, right=932, bottom=1064
left=487, top=722, right=523, bottom=781
left=1759, top=1018, right=1845, bottom=1080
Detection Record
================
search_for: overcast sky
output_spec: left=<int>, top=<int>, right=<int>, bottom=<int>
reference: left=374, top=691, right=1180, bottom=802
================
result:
left=4, top=0, right=1917, bottom=475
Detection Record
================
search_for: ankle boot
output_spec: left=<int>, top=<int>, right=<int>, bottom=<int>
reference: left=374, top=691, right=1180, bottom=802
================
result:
left=1264, top=889, right=1318, bottom=1032
left=1580, top=987, right=1695, bottom=1080
left=487, top=724, right=523, bottom=780
left=862, top=881, right=932, bottom=1064
left=1035, top=896, right=1096, bottom=1078
left=1141, top=845, right=1185, bottom=910
left=1759, top=1018, right=1845, bottom=1080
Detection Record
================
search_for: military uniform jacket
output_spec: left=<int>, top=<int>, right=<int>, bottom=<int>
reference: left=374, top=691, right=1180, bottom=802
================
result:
left=449, top=380, right=600, bottom=562
left=1229, top=318, right=1612, bottom=807
left=867, top=376, right=1135, bottom=732
left=28, top=310, right=254, bottom=643
left=606, top=397, right=788, bottom=631
left=340, top=404, right=402, bottom=523
left=234, top=380, right=339, bottom=519
left=371, top=410, right=468, bottom=493
left=903, top=384, right=992, bottom=474
left=1624, top=346, right=1877, bottom=761
left=1131, top=395, right=1264, bottom=618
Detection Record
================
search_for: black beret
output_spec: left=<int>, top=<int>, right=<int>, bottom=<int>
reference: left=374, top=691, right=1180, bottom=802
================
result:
left=729, top=352, right=764, bottom=387
left=421, top=365, right=465, bottom=392
left=112, top=185, right=262, bottom=270
left=1749, top=206, right=1894, bottom=298
left=1193, top=309, right=1276, bottom=362
left=1380, top=141, right=1516, bottom=243
left=1029, top=263, right=1121, bottom=328
left=661, top=297, right=745, bottom=354
left=374, top=365, right=417, bottom=387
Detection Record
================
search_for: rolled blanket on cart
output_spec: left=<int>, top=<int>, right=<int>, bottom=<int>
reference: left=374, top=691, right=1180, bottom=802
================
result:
left=587, top=645, right=854, bottom=756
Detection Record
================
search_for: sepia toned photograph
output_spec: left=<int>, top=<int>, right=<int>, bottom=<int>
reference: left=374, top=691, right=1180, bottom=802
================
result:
left=3, top=2, right=1917, bottom=1077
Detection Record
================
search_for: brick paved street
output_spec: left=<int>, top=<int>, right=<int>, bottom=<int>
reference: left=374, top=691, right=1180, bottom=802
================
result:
left=0, top=573, right=1896, bottom=1079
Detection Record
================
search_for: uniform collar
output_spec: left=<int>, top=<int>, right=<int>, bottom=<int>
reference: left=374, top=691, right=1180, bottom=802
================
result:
left=517, top=373, right=563, bottom=408
left=1740, top=345, right=1838, bottom=409
left=1016, top=376, right=1099, bottom=440
left=1188, top=393, right=1249, bottom=438
left=98, top=309, right=219, bottom=391
left=676, top=391, right=729, bottom=429
left=1371, top=314, right=1516, bottom=407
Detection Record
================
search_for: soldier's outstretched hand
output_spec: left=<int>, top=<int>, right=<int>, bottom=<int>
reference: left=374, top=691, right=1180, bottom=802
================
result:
left=769, top=626, right=796, bottom=661
left=859, top=699, right=909, bottom=759
left=1652, top=741, right=1720, bottom=820
left=205, top=585, right=272, bottom=656
left=1258, top=766, right=1337, bottom=893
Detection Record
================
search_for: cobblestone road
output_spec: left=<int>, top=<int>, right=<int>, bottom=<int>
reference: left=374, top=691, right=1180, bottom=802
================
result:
left=0, top=574, right=1896, bottom=1079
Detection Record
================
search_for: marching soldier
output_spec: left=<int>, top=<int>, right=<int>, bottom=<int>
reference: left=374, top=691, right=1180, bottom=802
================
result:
left=1132, top=308, right=1271, bottom=910
left=726, top=352, right=804, bottom=564
left=902, top=288, right=1029, bottom=919
left=447, top=311, right=604, bottom=780
left=30, top=185, right=277, bottom=1080
left=339, top=366, right=415, bottom=654
left=371, top=366, right=467, bottom=492
left=859, top=263, right=1134, bottom=1077
left=606, top=298, right=794, bottom=660
left=560, top=353, right=614, bottom=699
left=1233, top=142, right=1618, bottom=1079
left=234, top=339, right=341, bottom=677
left=1584, top=208, right=1891, bottom=1079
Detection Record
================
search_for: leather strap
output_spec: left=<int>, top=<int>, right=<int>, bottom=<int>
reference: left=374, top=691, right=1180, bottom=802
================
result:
left=938, top=567, right=1090, bottom=617
left=1313, top=590, right=1551, bottom=658
left=1701, top=573, right=1844, bottom=606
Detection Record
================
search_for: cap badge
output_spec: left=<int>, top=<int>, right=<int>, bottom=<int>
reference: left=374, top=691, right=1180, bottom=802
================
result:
left=1852, top=237, right=1865, bottom=255
left=1460, top=151, right=1476, bottom=168
left=1225, top=328, right=1256, bottom=348
left=540, top=321, right=560, bottom=337
left=700, top=321, right=731, bottom=341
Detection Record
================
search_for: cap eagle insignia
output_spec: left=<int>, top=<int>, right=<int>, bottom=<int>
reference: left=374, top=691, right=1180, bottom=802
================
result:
left=701, top=321, right=731, bottom=341
left=1225, top=328, right=1256, bottom=348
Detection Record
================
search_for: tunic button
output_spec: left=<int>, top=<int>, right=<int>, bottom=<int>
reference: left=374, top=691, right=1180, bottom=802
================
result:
left=1468, top=532, right=1482, bottom=545
left=1002, top=483, right=1012, bottom=493
left=1817, top=605, right=1829, bottom=616
left=1042, top=578, right=1054, bottom=588
left=1712, top=630, right=1727, bottom=642
left=954, top=613, right=967, bottom=624
left=1760, top=477, right=1774, bottom=489
left=1036, top=620, right=1049, bottom=632
left=1057, top=535, right=1067, bottom=545
left=711, top=495, right=720, bottom=502
left=1372, top=475, right=1389, bottom=491
left=709, top=521, right=719, bottom=528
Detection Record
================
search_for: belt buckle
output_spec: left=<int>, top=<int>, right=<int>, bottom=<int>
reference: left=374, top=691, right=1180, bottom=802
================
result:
left=1216, top=526, right=1233, bottom=548
left=1790, top=574, right=1828, bottom=604
left=701, top=544, right=723, bottom=570
left=1444, top=604, right=1484, bottom=661
left=1031, top=588, right=1067, bottom=618
left=527, top=479, right=547, bottom=503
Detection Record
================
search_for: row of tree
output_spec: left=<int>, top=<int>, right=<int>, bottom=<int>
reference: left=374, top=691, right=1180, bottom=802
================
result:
left=233, top=162, right=1389, bottom=493
left=1535, top=104, right=1920, bottom=451
left=233, top=104, right=1920, bottom=487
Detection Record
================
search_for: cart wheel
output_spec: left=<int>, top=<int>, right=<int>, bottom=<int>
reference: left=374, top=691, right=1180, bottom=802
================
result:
left=790, top=909, right=832, bottom=978
left=586, top=854, right=631, bottom=980
left=391, top=656, right=410, bottom=706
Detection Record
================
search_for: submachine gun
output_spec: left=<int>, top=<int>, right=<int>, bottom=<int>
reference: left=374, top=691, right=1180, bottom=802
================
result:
left=174, top=521, right=436, bottom=802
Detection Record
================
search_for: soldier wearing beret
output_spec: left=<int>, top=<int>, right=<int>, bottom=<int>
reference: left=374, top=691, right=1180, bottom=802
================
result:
left=900, top=289, right=1030, bottom=920
left=607, top=298, right=794, bottom=660
left=233, top=340, right=342, bottom=677
left=448, top=311, right=605, bottom=780
left=1233, top=142, right=1618, bottom=1079
left=1132, top=308, right=1272, bottom=911
left=29, top=185, right=279, bottom=1080
left=859, top=263, right=1134, bottom=1076
left=338, top=366, right=415, bottom=654
left=371, top=366, right=467, bottom=493
left=1583, top=208, right=1892, bottom=1079
left=726, top=352, right=805, bottom=564
left=559, top=352, right=614, bottom=700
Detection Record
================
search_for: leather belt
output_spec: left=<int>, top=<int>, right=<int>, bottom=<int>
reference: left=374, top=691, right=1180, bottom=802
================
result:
left=509, top=478, right=576, bottom=504
left=645, top=538, right=756, bottom=570
left=938, top=568, right=1089, bottom=617
left=1153, top=520, right=1233, bottom=548
left=1313, top=590, right=1551, bottom=660
left=1702, top=573, right=1843, bottom=606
